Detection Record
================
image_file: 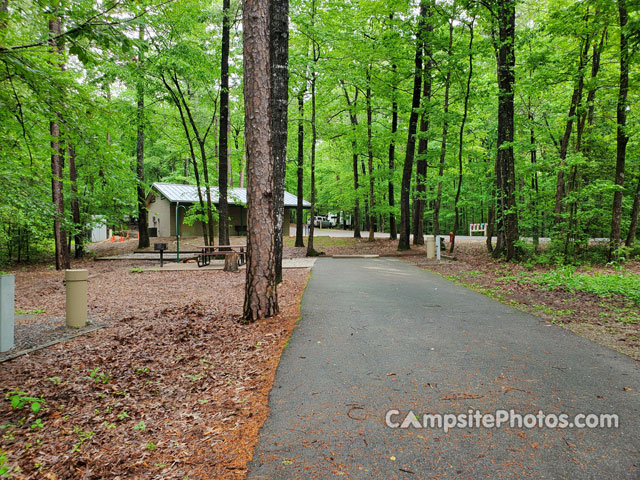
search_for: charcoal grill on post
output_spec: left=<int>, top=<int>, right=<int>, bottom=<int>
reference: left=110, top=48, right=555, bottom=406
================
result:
left=154, top=243, right=168, bottom=267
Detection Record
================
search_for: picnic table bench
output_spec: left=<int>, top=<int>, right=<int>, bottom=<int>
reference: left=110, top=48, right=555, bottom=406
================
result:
left=197, top=245, right=247, bottom=268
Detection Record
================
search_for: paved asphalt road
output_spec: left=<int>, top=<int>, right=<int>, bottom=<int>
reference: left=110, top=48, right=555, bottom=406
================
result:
left=248, top=258, right=639, bottom=479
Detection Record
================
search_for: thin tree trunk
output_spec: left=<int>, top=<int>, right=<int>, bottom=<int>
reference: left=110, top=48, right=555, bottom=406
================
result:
left=171, top=74, right=216, bottom=245
left=554, top=30, right=591, bottom=225
left=611, top=0, right=628, bottom=257
left=0, top=0, right=7, bottom=26
left=306, top=37, right=319, bottom=256
left=343, top=85, right=361, bottom=238
left=161, top=74, right=209, bottom=244
left=530, top=114, right=539, bottom=251
left=450, top=20, right=474, bottom=254
left=626, top=173, right=640, bottom=247
left=366, top=68, right=375, bottom=242
left=433, top=21, right=453, bottom=240
left=271, top=0, right=289, bottom=282
left=228, top=121, right=233, bottom=187
left=136, top=24, right=150, bottom=249
left=388, top=64, right=398, bottom=241
left=242, top=0, right=278, bottom=321
left=295, top=90, right=305, bottom=247
left=218, top=0, right=231, bottom=248
left=49, top=14, right=69, bottom=270
left=586, top=27, right=607, bottom=128
left=361, top=153, right=369, bottom=231
left=398, top=3, right=426, bottom=251
left=68, top=144, right=83, bottom=258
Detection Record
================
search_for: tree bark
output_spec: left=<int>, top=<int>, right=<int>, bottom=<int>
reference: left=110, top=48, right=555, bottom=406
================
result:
left=450, top=20, right=474, bottom=254
left=306, top=38, right=320, bottom=256
left=270, top=0, right=289, bottom=282
left=626, top=173, right=640, bottom=247
left=295, top=90, right=305, bottom=247
left=136, top=23, right=150, bottom=249
left=161, top=74, right=210, bottom=245
left=0, top=0, right=8, bottom=35
left=218, top=0, right=231, bottom=247
left=412, top=8, right=433, bottom=246
left=388, top=64, right=398, bottom=241
left=492, top=0, right=518, bottom=260
left=242, top=0, right=278, bottom=321
left=610, top=0, right=628, bottom=257
left=49, top=14, right=69, bottom=270
left=68, top=144, right=83, bottom=258
left=554, top=31, right=591, bottom=225
left=398, top=3, right=426, bottom=251
left=171, top=74, right=216, bottom=245
left=343, top=86, right=361, bottom=238
left=433, top=21, right=453, bottom=240
left=365, top=68, right=375, bottom=242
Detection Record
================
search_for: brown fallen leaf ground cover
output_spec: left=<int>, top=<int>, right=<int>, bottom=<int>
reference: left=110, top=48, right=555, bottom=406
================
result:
left=0, top=260, right=310, bottom=479
left=404, top=244, right=640, bottom=361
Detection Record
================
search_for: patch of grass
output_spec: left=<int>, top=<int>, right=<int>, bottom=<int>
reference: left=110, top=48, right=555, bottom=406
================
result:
left=130, top=267, right=144, bottom=273
left=518, top=267, right=640, bottom=305
left=14, top=308, right=46, bottom=315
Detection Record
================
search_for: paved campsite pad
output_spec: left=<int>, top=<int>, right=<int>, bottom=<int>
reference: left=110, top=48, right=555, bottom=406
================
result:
left=249, top=257, right=640, bottom=479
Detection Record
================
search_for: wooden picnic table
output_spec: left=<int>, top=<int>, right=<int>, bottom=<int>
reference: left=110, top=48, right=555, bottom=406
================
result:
left=197, top=245, right=246, bottom=267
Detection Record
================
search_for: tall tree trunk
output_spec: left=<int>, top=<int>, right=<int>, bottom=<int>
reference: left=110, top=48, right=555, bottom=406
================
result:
left=171, top=74, right=216, bottom=245
left=136, top=23, right=150, bottom=249
left=271, top=0, right=289, bottom=282
left=306, top=40, right=319, bottom=256
left=68, top=144, right=83, bottom=258
left=493, top=0, right=518, bottom=260
left=343, top=86, right=361, bottom=238
left=218, top=0, right=231, bottom=247
left=412, top=8, right=433, bottom=246
left=554, top=29, right=591, bottom=225
left=398, top=3, right=426, bottom=251
left=530, top=114, right=539, bottom=251
left=450, top=20, right=474, bottom=254
left=295, top=90, right=305, bottom=247
left=626, top=173, right=640, bottom=247
left=0, top=0, right=8, bottom=37
left=242, top=0, right=278, bottom=321
left=49, top=14, right=69, bottom=270
left=388, top=65, right=398, bottom=241
left=161, top=74, right=209, bottom=245
left=586, top=27, right=607, bottom=128
left=611, top=0, right=628, bottom=257
left=433, top=21, right=453, bottom=239
left=366, top=68, right=375, bottom=242
left=361, top=153, right=369, bottom=231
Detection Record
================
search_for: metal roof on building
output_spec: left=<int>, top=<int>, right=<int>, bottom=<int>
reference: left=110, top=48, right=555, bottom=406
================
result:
left=152, top=182, right=311, bottom=208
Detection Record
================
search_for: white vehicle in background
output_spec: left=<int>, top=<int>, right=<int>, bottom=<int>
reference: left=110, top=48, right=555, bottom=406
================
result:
left=326, top=212, right=339, bottom=228
left=312, top=216, right=329, bottom=228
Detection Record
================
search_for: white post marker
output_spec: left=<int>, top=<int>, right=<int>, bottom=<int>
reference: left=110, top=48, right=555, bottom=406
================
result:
left=436, top=236, right=441, bottom=261
left=0, top=274, right=15, bottom=352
